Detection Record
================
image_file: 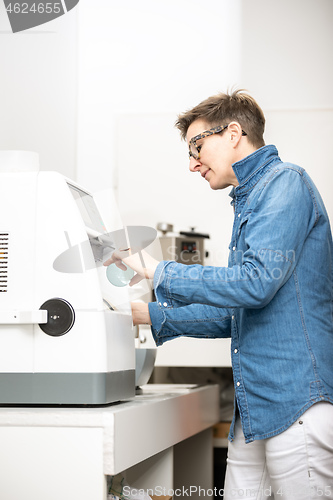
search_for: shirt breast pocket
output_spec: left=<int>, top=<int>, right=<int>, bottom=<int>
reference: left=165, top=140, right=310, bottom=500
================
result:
left=238, top=210, right=252, bottom=237
left=236, top=211, right=252, bottom=260
left=228, top=210, right=252, bottom=266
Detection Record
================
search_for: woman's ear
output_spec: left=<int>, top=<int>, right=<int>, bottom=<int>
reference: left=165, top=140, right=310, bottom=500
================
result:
left=228, top=122, right=243, bottom=147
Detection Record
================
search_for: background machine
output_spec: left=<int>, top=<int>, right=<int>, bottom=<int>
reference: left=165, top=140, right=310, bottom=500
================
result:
left=157, top=222, right=209, bottom=266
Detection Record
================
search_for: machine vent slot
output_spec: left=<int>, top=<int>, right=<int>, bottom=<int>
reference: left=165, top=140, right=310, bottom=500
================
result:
left=0, top=233, right=8, bottom=292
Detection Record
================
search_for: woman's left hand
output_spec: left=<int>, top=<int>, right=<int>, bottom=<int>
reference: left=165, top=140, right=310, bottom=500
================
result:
left=131, top=302, right=152, bottom=325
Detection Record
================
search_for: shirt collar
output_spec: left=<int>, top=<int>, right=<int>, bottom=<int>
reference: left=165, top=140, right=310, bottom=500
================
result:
left=229, top=145, right=280, bottom=200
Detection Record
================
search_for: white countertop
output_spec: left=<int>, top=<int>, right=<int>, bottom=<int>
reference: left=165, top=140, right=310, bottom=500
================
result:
left=0, top=384, right=219, bottom=474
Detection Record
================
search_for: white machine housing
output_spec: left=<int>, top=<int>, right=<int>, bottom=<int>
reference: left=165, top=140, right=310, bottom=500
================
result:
left=0, top=151, right=135, bottom=405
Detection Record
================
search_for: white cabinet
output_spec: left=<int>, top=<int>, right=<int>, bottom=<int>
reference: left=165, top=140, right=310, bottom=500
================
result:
left=140, top=325, right=231, bottom=368
left=0, top=384, right=219, bottom=500
left=155, top=337, right=231, bottom=367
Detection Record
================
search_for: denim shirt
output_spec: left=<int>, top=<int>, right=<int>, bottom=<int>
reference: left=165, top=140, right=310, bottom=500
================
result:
left=148, top=145, right=333, bottom=443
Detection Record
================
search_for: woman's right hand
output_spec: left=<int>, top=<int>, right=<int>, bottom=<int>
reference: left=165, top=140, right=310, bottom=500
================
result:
left=103, top=249, right=159, bottom=286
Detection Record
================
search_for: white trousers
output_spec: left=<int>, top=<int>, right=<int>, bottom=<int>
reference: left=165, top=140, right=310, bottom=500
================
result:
left=223, top=402, right=333, bottom=499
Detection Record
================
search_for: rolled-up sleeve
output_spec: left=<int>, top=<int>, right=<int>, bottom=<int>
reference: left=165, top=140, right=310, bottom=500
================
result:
left=148, top=301, right=232, bottom=346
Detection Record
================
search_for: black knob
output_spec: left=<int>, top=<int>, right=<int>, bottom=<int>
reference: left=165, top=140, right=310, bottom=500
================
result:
left=39, top=298, right=75, bottom=337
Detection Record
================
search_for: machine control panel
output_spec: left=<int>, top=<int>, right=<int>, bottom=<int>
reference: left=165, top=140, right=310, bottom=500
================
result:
left=181, top=240, right=197, bottom=253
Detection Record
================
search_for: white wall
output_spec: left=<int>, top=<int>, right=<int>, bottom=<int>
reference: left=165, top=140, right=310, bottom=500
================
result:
left=77, top=0, right=242, bottom=265
left=241, top=0, right=333, bottom=110
left=240, top=0, right=333, bottom=219
left=77, top=1, right=242, bottom=194
left=0, top=3, right=78, bottom=177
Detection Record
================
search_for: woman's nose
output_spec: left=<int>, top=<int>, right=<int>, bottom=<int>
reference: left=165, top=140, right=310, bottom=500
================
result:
left=189, top=156, right=201, bottom=172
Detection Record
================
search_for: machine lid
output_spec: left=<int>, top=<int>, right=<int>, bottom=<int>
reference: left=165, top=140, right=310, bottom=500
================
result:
left=179, top=230, right=210, bottom=239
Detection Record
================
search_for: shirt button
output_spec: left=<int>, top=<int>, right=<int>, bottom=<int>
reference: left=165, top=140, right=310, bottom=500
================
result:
left=158, top=302, right=162, bottom=306
left=232, top=246, right=236, bottom=251
left=234, top=349, right=238, bottom=354
left=237, top=382, right=240, bottom=387
left=231, top=315, right=234, bottom=320
left=163, top=302, right=168, bottom=307
left=238, top=213, right=241, bottom=218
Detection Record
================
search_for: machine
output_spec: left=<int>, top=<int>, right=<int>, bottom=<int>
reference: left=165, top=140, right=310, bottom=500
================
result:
left=0, top=151, right=143, bottom=405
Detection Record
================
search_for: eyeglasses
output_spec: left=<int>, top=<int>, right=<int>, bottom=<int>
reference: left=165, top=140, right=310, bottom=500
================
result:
left=188, top=124, right=247, bottom=160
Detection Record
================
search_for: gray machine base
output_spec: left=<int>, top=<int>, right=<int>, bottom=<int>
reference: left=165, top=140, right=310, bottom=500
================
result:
left=0, top=370, right=135, bottom=405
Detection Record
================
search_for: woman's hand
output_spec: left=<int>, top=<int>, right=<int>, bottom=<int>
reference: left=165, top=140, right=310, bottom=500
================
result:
left=131, top=302, right=152, bottom=325
left=103, top=249, right=159, bottom=286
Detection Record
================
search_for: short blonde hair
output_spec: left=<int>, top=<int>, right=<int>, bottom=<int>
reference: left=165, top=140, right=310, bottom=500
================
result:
left=175, top=89, right=265, bottom=149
